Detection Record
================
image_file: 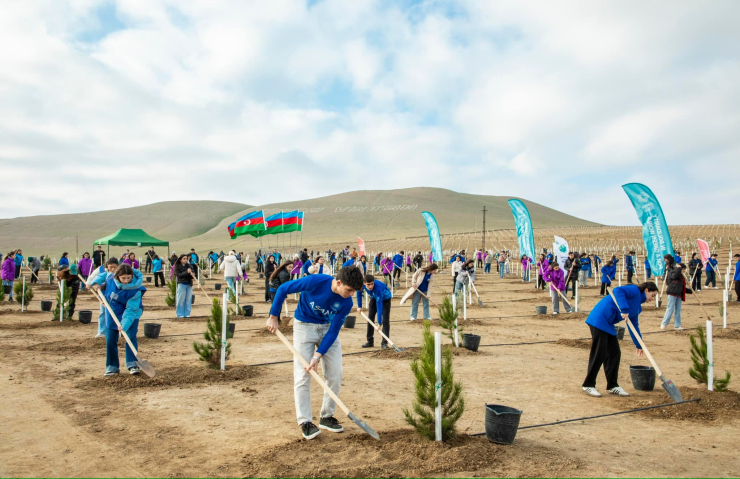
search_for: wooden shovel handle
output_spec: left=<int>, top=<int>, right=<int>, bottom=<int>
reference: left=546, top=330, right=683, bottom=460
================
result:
left=606, top=289, right=663, bottom=377
left=414, top=288, right=439, bottom=308
left=274, top=329, right=350, bottom=416
left=359, top=312, right=397, bottom=348
left=81, top=278, right=142, bottom=359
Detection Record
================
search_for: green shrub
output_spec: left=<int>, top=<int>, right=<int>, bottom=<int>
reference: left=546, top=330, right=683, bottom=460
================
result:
left=192, top=298, right=232, bottom=368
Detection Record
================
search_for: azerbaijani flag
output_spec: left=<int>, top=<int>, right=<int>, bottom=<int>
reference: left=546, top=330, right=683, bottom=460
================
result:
left=227, top=210, right=266, bottom=239
left=253, top=211, right=284, bottom=237
left=282, top=210, right=302, bottom=233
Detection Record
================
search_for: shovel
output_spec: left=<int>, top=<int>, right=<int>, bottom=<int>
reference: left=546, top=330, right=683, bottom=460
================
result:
left=91, top=288, right=156, bottom=378
left=359, top=312, right=406, bottom=352
left=273, top=329, right=379, bottom=440
left=607, top=289, right=682, bottom=402
left=470, top=281, right=484, bottom=307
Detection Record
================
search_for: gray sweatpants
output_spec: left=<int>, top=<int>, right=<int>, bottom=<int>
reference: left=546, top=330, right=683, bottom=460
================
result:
left=551, top=289, right=572, bottom=313
left=293, top=320, right=343, bottom=425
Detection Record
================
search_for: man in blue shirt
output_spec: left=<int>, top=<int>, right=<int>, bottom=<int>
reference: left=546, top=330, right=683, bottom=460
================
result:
left=392, top=251, right=404, bottom=285
left=356, top=274, right=393, bottom=349
left=14, top=249, right=23, bottom=279
left=733, top=254, right=740, bottom=303
left=266, top=266, right=364, bottom=440
left=705, top=254, right=719, bottom=289
left=625, top=251, right=635, bottom=284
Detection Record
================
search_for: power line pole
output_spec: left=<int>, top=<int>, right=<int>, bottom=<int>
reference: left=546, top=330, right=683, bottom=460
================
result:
left=481, top=206, right=486, bottom=252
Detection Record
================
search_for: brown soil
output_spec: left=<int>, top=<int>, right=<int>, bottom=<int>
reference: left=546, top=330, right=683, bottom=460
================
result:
left=255, top=318, right=294, bottom=337
left=370, top=345, right=486, bottom=360
left=673, top=327, right=740, bottom=341
left=636, top=387, right=740, bottom=422
left=0, top=309, right=47, bottom=316
left=241, top=428, right=584, bottom=478
left=80, top=364, right=259, bottom=391
left=0, top=318, right=87, bottom=329
left=555, top=339, right=591, bottom=349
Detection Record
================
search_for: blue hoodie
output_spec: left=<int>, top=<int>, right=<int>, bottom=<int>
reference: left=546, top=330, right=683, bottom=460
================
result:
left=342, top=258, right=356, bottom=269
left=90, top=269, right=145, bottom=330
left=15, top=254, right=23, bottom=266
left=734, top=260, right=740, bottom=281
left=644, top=259, right=651, bottom=271
left=625, top=255, right=634, bottom=271
left=152, top=258, right=162, bottom=273
left=586, top=284, right=645, bottom=349
left=706, top=258, right=718, bottom=272
left=392, top=254, right=403, bottom=268
left=356, top=280, right=392, bottom=324
left=594, top=255, right=602, bottom=265
left=580, top=257, right=591, bottom=271
left=270, top=275, right=353, bottom=355
left=674, top=255, right=682, bottom=264
left=601, top=266, right=613, bottom=285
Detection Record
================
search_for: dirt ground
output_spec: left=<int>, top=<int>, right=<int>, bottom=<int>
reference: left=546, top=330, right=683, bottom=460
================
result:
left=1, top=262, right=739, bottom=478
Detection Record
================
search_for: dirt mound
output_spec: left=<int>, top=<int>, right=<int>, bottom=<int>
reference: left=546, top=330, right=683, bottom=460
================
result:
left=0, top=309, right=47, bottom=316
left=370, top=345, right=485, bottom=360
left=0, top=318, right=90, bottom=330
left=555, top=339, right=591, bottom=350
left=81, top=364, right=259, bottom=390
left=240, top=428, right=583, bottom=478
left=635, top=387, right=740, bottom=422
left=673, top=327, right=740, bottom=341
left=169, top=315, right=210, bottom=322
left=535, top=312, right=589, bottom=321
left=256, top=318, right=293, bottom=337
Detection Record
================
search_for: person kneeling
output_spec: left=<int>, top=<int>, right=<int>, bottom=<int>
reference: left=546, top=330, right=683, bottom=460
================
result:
left=582, top=282, right=658, bottom=398
left=265, top=266, right=364, bottom=440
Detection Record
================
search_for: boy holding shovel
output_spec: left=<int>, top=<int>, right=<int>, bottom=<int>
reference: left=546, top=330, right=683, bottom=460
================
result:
left=266, top=267, right=364, bottom=440
left=357, top=274, right=393, bottom=349
left=582, top=282, right=658, bottom=397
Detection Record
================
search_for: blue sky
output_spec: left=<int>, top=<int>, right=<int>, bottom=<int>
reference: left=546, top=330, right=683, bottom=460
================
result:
left=0, top=0, right=738, bottom=226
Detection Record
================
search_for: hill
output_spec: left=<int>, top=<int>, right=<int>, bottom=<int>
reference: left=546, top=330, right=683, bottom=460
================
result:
left=0, top=188, right=598, bottom=257
left=175, top=187, right=598, bottom=253
left=0, top=201, right=248, bottom=257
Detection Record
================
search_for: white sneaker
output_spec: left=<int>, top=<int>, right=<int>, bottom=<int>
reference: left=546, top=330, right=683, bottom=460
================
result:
left=714, top=287, right=719, bottom=289
left=95, top=333, right=105, bottom=338
left=552, top=311, right=559, bottom=315
left=129, top=367, right=140, bottom=375
left=409, top=317, right=417, bottom=321
left=583, top=387, right=602, bottom=397
left=660, top=324, right=666, bottom=330
left=608, top=386, right=630, bottom=397
left=674, top=327, right=685, bottom=330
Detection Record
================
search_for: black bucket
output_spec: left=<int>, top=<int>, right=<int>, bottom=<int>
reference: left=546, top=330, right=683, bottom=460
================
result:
left=630, top=365, right=656, bottom=391
left=228, top=322, right=236, bottom=338
left=259, top=273, right=264, bottom=279
left=616, top=326, right=625, bottom=341
left=78, top=310, right=92, bottom=324
left=146, top=276, right=152, bottom=283
left=535, top=306, right=547, bottom=315
left=463, top=333, right=481, bottom=352
left=485, top=404, right=522, bottom=445
left=242, top=305, right=254, bottom=317
left=215, top=283, right=222, bottom=290
left=191, top=295, right=195, bottom=304
left=41, top=300, right=53, bottom=312
left=344, top=316, right=356, bottom=329
left=144, top=323, right=161, bottom=339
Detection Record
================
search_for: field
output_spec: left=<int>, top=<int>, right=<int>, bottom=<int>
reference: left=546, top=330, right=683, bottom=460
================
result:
left=2, top=226, right=739, bottom=478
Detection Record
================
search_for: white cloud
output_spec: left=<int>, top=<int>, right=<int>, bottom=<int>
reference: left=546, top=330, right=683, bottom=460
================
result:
left=0, top=0, right=738, bottom=227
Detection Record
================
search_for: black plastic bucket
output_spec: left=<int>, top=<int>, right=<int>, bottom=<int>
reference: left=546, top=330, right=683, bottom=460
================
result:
left=41, top=300, right=53, bottom=312
left=146, top=276, right=152, bottom=283
left=259, top=273, right=264, bottom=279
left=78, top=310, right=92, bottom=324
left=144, top=323, right=161, bottom=339
left=227, top=322, right=236, bottom=338
left=616, top=326, right=625, bottom=341
left=485, top=404, right=522, bottom=445
left=215, top=283, right=222, bottom=290
left=242, top=305, right=254, bottom=317
left=535, top=306, right=547, bottom=315
left=463, top=333, right=481, bottom=352
left=630, top=365, right=656, bottom=391
left=344, top=316, right=356, bottom=329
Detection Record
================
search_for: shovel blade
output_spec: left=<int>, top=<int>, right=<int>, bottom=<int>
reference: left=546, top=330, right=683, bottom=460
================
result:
left=347, top=411, right=379, bottom=440
left=660, top=375, right=683, bottom=402
left=392, top=345, right=407, bottom=353
left=137, top=359, right=156, bottom=378
left=477, top=299, right=484, bottom=307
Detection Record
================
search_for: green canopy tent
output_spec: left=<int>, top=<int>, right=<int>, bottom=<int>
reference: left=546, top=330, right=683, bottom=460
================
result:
left=93, top=228, right=170, bottom=262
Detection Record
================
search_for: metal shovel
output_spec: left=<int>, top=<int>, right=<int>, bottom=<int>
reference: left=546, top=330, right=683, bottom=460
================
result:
left=470, top=282, right=484, bottom=307
left=274, top=329, right=379, bottom=439
left=607, top=289, right=682, bottom=402
left=359, top=312, right=406, bottom=352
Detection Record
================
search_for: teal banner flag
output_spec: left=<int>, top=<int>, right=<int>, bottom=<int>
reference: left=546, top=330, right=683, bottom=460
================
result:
left=507, top=199, right=536, bottom=259
left=421, top=211, right=443, bottom=261
left=622, top=183, right=674, bottom=276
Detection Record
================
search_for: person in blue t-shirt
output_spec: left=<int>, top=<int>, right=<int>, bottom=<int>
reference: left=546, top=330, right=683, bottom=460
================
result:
left=733, top=254, right=740, bottom=302
left=705, top=254, right=719, bottom=289
left=625, top=251, right=635, bottom=284
left=266, top=266, right=364, bottom=441
left=356, top=274, right=393, bottom=349
left=582, top=282, right=658, bottom=398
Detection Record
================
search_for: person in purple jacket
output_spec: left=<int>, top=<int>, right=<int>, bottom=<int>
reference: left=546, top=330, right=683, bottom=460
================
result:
left=544, top=262, right=572, bottom=314
left=1, top=252, right=17, bottom=301
left=78, top=252, right=93, bottom=291
left=122, top=252, right=140, bottom=270
left=536, top=254, right=549, bottom=290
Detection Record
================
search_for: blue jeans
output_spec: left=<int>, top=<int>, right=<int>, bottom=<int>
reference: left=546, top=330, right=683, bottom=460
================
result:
left=106, top=319, right=139, bottom=373
left=176, top=283, right=193, bottom=318
left=410, top=291, right=430, bottom=320
left=484, top=263, right=491, bottom=273
left=661, top=295, right=682, bottom=328
left=97, top=303, right=106, bottom=335
left=225, top=277, right=237, bottom=294
left=499, top=266, right=505, bottom=278
left=2, top=280, right=13, bottom=299
left=523, top=269, right=530, bottom=281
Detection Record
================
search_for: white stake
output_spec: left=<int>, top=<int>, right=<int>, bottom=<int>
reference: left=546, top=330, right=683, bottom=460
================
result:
left=463, top=285, right=467, bottom=320
left=575, top=282, right=579, bottom=312
left=434, top=331, right=442, bottom=442
left=723, top=289, right=727, bottom=329
left=707, top=320, right=714, bottom=391
left=221, top=293, right=228, bottom=371
left=22, top=275, right=26, bottom=312
left=60, top=279, right=65, bottom=322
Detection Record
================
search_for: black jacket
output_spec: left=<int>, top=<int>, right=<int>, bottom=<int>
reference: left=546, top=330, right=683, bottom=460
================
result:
left=92, top=250, right=106, bottom=265
left=666, top=267, right=692, bottom=298
left=175, top=264, right=193, bottom=285
left=300, top=252, right=309, bottom=263
left=688, top=259, right=703, bottom=276
left=269, top=269, right=291, bottom=290
left=564, top=257, right=581, bottom=279
left=265, top=261, right=276, bottom=278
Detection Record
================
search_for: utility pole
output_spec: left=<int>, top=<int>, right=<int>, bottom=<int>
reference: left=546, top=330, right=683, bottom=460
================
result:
left=481, top=206, right=487, bottom=252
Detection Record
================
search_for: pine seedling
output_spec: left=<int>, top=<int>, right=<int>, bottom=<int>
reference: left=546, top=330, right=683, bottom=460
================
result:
left=192, top=298, right=232, bottom=368
left=689, top=326, right=731, bottom=392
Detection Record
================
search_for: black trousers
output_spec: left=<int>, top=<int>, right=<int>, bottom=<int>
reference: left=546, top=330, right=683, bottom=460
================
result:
left=15, top=265, right=21, bottom=279
left=477, top=259, right=483, bottom=268
left=627, top=269, right=634, bottom=283
left=154, top=272, right=165, bottom=287
left=583, top=325, right=621, bottom=389
left=537, top=275, right=546, bottom=289
left=264, top=277, right=271, bottom=301
left=692, top=272, right=702, bottom=291
left=367, top=298, right=391, bottom=344
left=393, top=268, right=402, bottom=280
left=735, top=280, right=740, bottom=301
left=600, top=282, right=608, bottom=296
left=453, top=273, right=458, bottom=290
left=31, top=270, right=39, bottom=283
left=566, top=276, right=578, bottom=297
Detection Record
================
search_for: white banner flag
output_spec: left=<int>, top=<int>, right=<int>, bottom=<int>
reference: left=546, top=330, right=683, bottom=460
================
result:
left=553, top=236, right=569, bottom=269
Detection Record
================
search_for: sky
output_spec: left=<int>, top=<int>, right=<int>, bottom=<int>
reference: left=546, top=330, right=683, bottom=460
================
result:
left=1, top=0, right=738, bottom=226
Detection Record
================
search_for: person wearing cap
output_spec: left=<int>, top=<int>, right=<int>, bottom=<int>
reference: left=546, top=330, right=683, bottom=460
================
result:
left=57, top=264, right=82, bottom=317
